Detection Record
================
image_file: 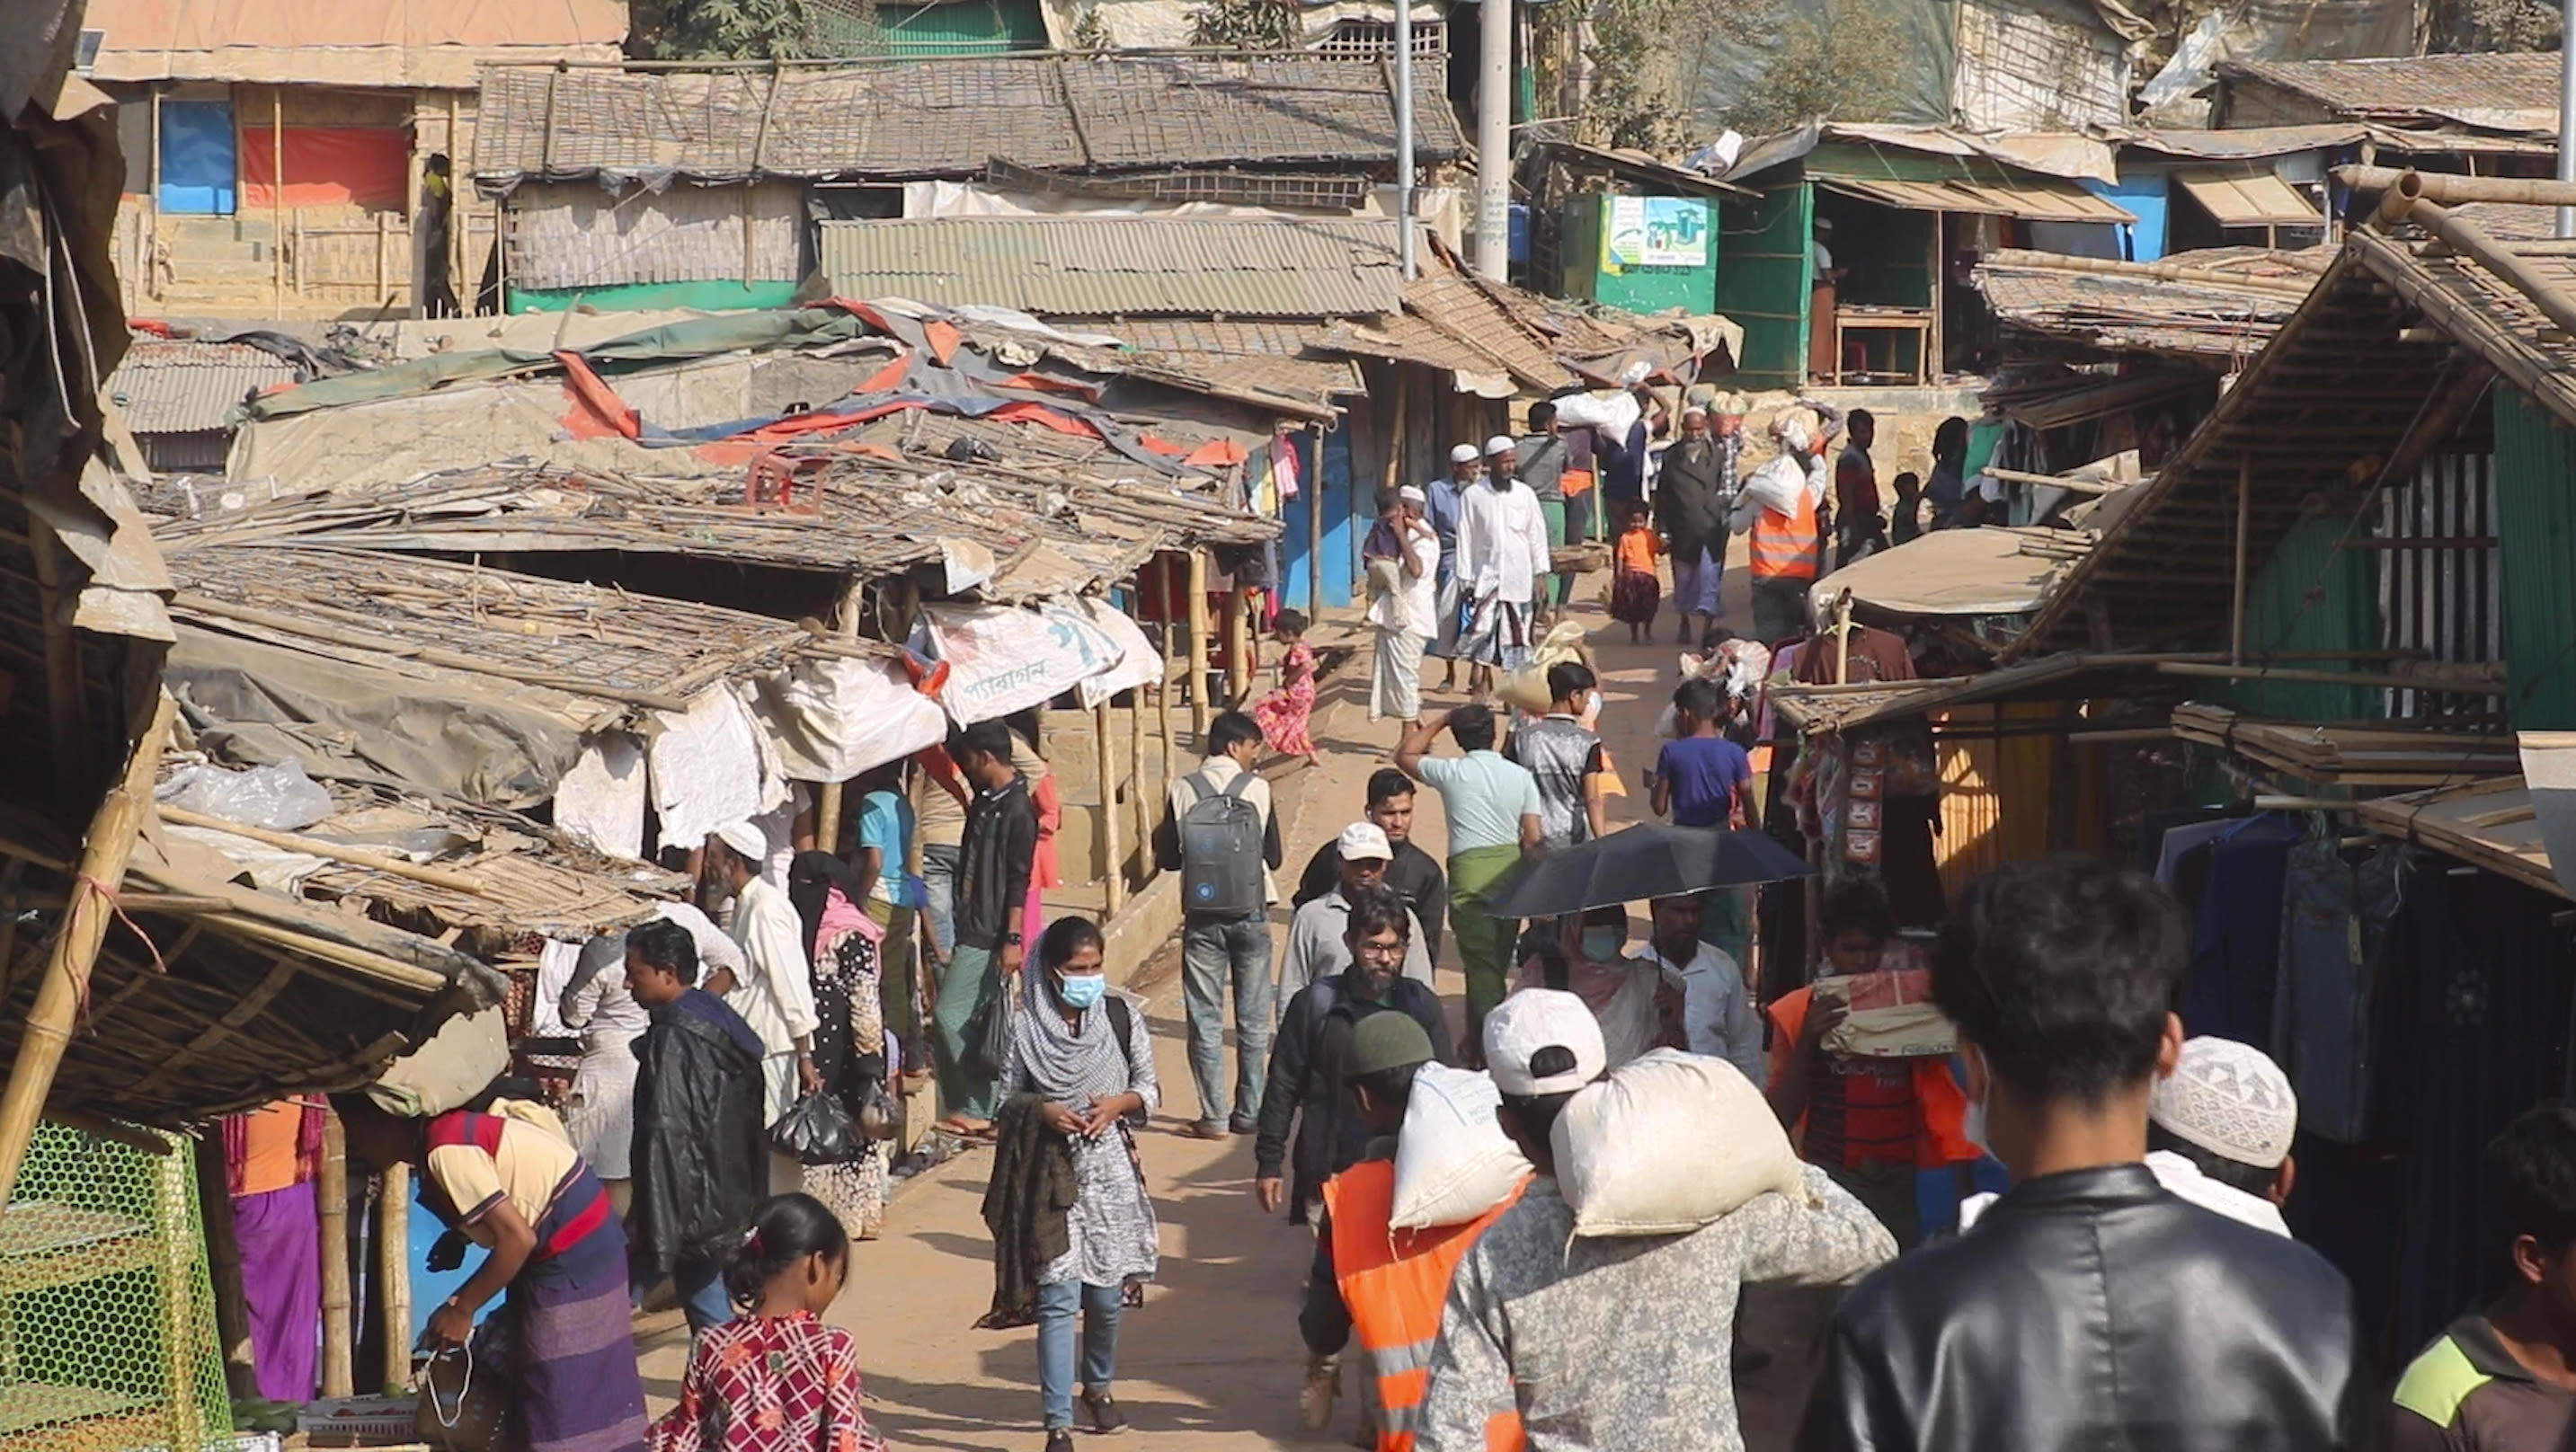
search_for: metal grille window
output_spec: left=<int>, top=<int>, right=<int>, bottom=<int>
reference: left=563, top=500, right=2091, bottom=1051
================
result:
left=1313, top=18, right=1447, bottom=56
left=2377, top=449, right=2500, bottom=721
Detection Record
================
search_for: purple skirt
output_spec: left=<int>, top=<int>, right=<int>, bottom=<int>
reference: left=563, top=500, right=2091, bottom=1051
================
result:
left=234, top=1182, right=320, bottom=1403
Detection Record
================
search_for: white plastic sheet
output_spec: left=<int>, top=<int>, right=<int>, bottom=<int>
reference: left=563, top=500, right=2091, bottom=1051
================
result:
left=1076, top=599, right=1167, bottom=711
left=923, top=599, right=1129, bottom=725
left=554, top=732, right=648, bottom=860
left=743, top=655, right=951, bottom=784
left=648, top=686, right=770, bottom=854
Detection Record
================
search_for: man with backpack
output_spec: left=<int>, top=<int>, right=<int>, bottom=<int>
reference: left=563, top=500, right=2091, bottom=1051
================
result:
left=1154, top=709, right=1286, bottom=1140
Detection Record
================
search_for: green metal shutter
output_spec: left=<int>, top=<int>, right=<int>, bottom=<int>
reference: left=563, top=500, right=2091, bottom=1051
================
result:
left=871, top=0, right=1049, bottom=56
left=2228, top=512, right=2382, bottom=722
left=2492, top=387, right=2576, bottom=730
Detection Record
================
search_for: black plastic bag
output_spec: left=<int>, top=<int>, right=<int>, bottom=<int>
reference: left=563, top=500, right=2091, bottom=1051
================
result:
left=961, top=980, right=1012, bottom=1081
left=771, top=1089, right=864, bottom=1165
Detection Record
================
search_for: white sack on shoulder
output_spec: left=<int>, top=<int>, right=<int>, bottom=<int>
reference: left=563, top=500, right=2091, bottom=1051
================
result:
left=1739, top=453, right=1809, bottom=518
left=1390, top=1065, right=1533, bottom=1230
left=1552, top=1048, right=1805, bottom=1237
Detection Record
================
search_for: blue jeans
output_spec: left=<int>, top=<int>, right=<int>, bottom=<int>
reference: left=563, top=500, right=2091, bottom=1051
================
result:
left=1036, top=1279, right=1124, bottom=1430
left=919, top=843, right=964, bottom=957
left=1182, top=910, right=1273, bottom=1128
left=672, top=1251, right=734, bottom=1333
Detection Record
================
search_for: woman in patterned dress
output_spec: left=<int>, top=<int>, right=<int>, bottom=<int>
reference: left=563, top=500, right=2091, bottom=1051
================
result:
left=786, top=852, right=893, bottom=1242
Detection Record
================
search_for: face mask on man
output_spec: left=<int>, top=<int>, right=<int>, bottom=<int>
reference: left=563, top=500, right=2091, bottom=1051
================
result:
left=1580, top=925, right=1625, bottom=962
left=1056, top=972, right=1107, bottom=1010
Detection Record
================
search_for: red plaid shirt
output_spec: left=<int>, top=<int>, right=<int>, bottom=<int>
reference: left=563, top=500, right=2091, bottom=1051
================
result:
left=651, top=1313, right=884, bottom=1452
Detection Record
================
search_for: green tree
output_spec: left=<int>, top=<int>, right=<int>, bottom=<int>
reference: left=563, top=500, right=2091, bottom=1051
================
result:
left=1186, top=0, right=1299, bottom=49
left=1717, top=0, right=1905, bottom=136
left=635, top=0, right=818, bottom=58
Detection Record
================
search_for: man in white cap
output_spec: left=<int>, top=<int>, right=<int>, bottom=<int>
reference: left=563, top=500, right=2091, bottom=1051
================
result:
left=1455, top=433, right=1553, bottom=693
left=2146, top=1036, right=2298, bottom=1235
left=1426, top=444, right=1479, bottom=690
left=704, top=818, right=822, bottom=1191
left=1364, top=483, right=1440, bottom=725
left=1420, top=989, right=1895, bottom=1452
left=1276, top=822, right=1434, bottom=1004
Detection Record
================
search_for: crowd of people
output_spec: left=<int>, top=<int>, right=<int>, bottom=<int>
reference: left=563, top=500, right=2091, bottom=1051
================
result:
left=218, top=391, right=2576, bottom=1452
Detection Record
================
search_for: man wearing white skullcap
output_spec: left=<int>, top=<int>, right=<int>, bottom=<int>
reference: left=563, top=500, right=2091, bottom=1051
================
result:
left=1420, top=988, right=1896, bottom=1451
left=1425, top=445, right=1480, bottom=687
left=2146, top=1036, right=2298, bottom=1235
left=1455, top=426, right=1554, bottom=692
left=706, top=818, right=822, bottom=1191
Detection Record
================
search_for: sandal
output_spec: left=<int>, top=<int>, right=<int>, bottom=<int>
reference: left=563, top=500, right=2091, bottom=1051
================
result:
left=1082, top=1390, right=1126, bottom=1433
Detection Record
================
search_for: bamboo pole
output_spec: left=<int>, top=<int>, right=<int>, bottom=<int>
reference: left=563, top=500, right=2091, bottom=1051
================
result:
left=813, top=578, right=864, bottom=854
left=157, top=805, right=501, bottom=897
left=271, top=88, right=285, bottom=319
left=319, top=1110, right=353, bottom=1398
left=1307, top=425, right=1326, bottom=623
left=1127, top=665, right=1150, bottom=886
left=1094, top=703, right=1125, bottom=916
left=0, top=692, right=176, bottom=1213
left=194, top=1134, right=260, bottom=1400
left=1157, top=554, right=1179, bottom=770
left=1225, top=586, right=1251, bottom=705
left=379, top=1164, right=411, bottom=1393
left=1187, top=549, right=1211, bottom=739
left=2336, top=164, right=2576, bottom=208
left=2155, top=660, right=2510, bottom=692
left=2230, top=456, right=2251, bottom=666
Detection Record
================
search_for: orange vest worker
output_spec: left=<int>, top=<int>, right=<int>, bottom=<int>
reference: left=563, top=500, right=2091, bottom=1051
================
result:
left=1324, top=1160, right=1529, bottom=1452
left=1748, top=483, right=1823, bottom=582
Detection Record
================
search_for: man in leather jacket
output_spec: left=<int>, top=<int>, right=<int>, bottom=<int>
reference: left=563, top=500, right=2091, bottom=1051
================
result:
left=625, top=917, right=768, bottom=1335
left=1797, top=855, right=2374, bottom=1451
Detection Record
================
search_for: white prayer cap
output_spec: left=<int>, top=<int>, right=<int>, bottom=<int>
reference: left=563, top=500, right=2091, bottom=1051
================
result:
left=1451, top=443, right=1482, bottom=464
left=2152, top=1037, right=2297, bottom=1169
left=1485, top=435, right=1515, bottom=456
left=708, top=820, right=767, bottom=864
left=1485, top=988, right=1607, bottom=1097
left=1399, top=484, right=1427, bottom=505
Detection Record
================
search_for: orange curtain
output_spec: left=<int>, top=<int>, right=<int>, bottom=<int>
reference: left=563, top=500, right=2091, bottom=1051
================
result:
left=240, top=127, right=410, bottom=210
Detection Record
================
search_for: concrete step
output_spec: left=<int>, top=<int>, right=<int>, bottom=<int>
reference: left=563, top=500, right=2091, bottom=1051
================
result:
left=163, top=215, right=276, bottom=248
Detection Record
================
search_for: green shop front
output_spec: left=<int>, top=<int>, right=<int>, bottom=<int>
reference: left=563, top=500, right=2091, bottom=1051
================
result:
left=1717, top=141, right=2133, bottom=387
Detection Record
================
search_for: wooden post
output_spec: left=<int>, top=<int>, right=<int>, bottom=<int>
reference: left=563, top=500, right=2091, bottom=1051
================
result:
left=271, top=87, right=286, bottom=319
left=1128, top=675, right=1150, bottom=882
left=318, top=1108, right=354, bottom=1398
left=2231, top=456, right=2252, bottom=666
left=1156, top=555, right=1180, bottom=774
left=0, top=692, right=175, bottom=1212
left=1225, top=586, right=1251, bottom=705
left=193, top=1134, right=259, bottom=1400
left=1094, top=702, right=1125, bottom=916
left=378, top=1164, right=411, bottom=1392
left=1187, top=549, right=1212, bottom=740
left=376, top=209, right=389, bottom=307
left=1382, top=371, right=1410, bottom=496
left=813, top=578, right=865, bottom=854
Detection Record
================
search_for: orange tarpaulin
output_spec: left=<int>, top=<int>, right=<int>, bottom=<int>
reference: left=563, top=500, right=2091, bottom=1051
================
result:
left=241, top=127, right=409, bottom=210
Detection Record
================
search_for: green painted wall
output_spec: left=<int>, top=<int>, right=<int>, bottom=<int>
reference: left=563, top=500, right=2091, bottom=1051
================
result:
left=871, top=0, right=1048, bottom=55
left=1714, top=181, right=1810, bottom=387
left=1559, top=193, right=1718, bottom=315
left=508, top=279, right=804, bottom=314
left=2226, top=511, right=2382, bottom=722
left=2493, top=387, right=2576, bottom=730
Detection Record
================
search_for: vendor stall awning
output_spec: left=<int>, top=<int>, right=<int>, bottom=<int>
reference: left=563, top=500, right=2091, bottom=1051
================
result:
left=1817, top=175, right=2134, bottom=224
left=2175, top=168, right=2323, bottom=227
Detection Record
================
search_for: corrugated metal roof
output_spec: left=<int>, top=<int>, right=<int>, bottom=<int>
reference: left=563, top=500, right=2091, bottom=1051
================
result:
left=2122, top=124, right=2367, bottom=160
left=2218, top=52, right=2562, bottom=126
left=1974, top=247, right=2322, bottom=359
left=475, top=57, right=1465, bottom=186
left=107, top=341, right=298, bottom=436
left=2173, top=168, right=2321, bottom=226
left=816, top=217, right=1405, bottom=318
left=1817, top=174, right=2134, bottom=224
left=1089, top=318, right=1364, bottom=405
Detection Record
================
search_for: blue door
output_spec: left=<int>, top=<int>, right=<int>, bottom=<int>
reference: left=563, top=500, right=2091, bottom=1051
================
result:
left=159, top=101, right=236, bottom=215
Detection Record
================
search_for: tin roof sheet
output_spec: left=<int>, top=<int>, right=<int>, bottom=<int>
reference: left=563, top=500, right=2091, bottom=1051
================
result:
left=816, top=217, right=1405, bottom=318
left=2218, top=52, right=2563, bottom=127
left=106, top=341, right=299, bottom=436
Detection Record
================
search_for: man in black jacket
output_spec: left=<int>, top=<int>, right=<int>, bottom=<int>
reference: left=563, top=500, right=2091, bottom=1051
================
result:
left=624, top=917, right=767, bottom=1336
left=1291, top=768, right=1448, bottom=962
left=1798, top=855, right=2370, bottom=1452
left=1255, top=888, right=1451, bottom=1226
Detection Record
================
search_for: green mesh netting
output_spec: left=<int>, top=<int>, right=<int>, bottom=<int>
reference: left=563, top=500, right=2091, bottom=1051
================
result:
left=0, top=1121, right=231, bottom=1452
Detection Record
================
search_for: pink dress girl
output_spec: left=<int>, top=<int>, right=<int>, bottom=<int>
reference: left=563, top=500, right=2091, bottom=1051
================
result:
left=1253, top=630, right=1319, bottom=763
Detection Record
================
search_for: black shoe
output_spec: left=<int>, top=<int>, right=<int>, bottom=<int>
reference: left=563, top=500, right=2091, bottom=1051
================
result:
left=1228, top=1117, right=1257, bottom=1136
left=1045, top=1429, right=1075, bottom=1452
left=1184, top=1120, right=1228, bottom=1141
left=1083, top=1390, right=1127, bottom=1433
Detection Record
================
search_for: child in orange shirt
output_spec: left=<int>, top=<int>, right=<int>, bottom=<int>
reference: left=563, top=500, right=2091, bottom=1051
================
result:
left=1609, top=499, right=1665, bottom=642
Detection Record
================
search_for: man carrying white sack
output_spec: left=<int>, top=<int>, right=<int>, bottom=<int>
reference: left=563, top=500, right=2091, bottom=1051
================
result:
left=1418, top=989, right=1896, bottom=1452
left=1958, top=1036, right=2299, bottom=1239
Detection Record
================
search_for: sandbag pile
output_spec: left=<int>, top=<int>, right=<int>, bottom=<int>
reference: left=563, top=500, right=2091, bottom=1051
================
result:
left=1551, top=1049, right=1805, bottom=1237
left=1391, top=1065, right=1534, bottom=1229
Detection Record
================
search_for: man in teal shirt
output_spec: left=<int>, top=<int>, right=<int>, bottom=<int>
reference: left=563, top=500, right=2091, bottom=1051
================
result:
left=1395, top=704, right=1543, bottom=1055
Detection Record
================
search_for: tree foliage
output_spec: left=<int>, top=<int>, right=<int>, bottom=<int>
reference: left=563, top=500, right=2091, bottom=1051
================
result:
left=633, top=0, right=818, bottom=58
left=1718, top=0, right=1908, bottom=137
left=1544, top=0, right=1907, bottom=155
left=1186, top=0, right=1300, bottom=50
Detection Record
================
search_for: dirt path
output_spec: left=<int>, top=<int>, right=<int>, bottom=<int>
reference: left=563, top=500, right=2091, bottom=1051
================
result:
left=640, top=541, right=1827, bottom=1449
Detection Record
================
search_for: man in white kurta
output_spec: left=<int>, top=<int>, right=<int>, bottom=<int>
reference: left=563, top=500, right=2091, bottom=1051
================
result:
left=1454, top=434, right=1555, bottom=686
left=708, top=819, right=821, bottom=1193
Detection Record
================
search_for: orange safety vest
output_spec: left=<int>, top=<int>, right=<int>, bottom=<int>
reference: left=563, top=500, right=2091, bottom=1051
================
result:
left=1324, top=1161, right=1530, bottom=1452
left=1748, top=483, right=1823, bottom=582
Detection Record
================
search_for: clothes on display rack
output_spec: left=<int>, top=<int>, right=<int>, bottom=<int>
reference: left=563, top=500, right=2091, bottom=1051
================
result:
left=2272, top=837, right=2406, bottom=1145
left=2183, top=813, right=2304, bottom=1048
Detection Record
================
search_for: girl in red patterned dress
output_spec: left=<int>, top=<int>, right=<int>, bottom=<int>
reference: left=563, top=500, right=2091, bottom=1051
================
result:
left=651, top=1194, right=885, bottom=1452
left=1251, top=608, right=1321, bottom=766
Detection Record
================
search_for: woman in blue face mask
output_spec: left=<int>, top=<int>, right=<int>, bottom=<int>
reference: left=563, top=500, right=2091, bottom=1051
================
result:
left=1000, top=916, right=1160, bottom=1450
left=1514, top=905, right=1683, bottom=1069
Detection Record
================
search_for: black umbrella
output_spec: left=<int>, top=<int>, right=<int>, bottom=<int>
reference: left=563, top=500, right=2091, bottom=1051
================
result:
left=1484, top=824, right=1813, bottom=919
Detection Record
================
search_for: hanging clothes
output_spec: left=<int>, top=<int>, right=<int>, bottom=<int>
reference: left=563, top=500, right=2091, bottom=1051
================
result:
left=2183, top=813, right=2304, bottom=1047
left=2273, top=837, right=2406, bottom=1144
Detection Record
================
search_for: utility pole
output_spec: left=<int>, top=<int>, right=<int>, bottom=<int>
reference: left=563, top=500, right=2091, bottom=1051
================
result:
left=2560, top=0, right=2575, bottom=237
left=1475, top=0, right=1510, bottom=279
left=1396, top=0, right=1416, bottom=278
